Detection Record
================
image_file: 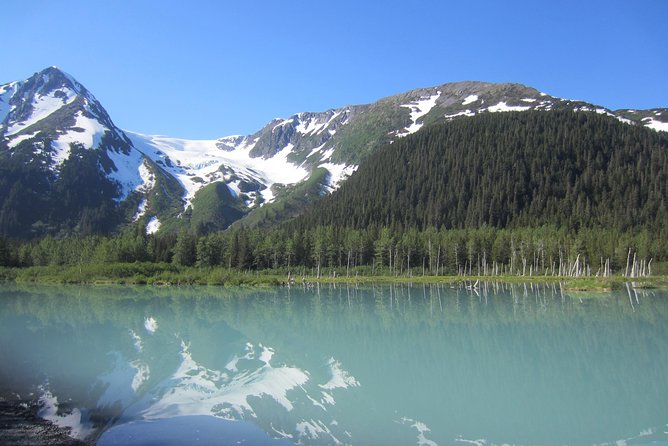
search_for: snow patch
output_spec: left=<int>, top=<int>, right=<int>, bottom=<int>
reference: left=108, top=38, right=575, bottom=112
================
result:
left=137, top=161, right=155, bottom=192
left=274, top=118, right=295, bottom=130
left=7, top=131, right=41, bottom=148
left=320, top=147, right=335, bottom=161
left=445, top=110, right=475, bottom=119
left=132, top=199, right=148, bottom=222
left=643, top=118, right=668, bottom=132
left=462, top=94, right=478, bottom=105
left=107, top=147, right=146, bottom=201
left=50, top=112, right=107, bottom=166
left=595, top=108, right=617, bottom=118
left=6, top=88, right=77, bottom=135
left=397, top=91, right=441, bottom=137
left=146, top=216, right=160, bottom=235
left=296, top=116, right=327, bottom=135
left=320, top=163, right=357, bottom=192
left=486, top=101, right=531, bottom=113
left=259, top=345, right=275, bottom=364
left=306, top=143, right=327, bottom=160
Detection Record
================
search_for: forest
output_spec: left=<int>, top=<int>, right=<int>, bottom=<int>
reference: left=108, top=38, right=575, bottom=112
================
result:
left=0, top=224, right=662, bottom=281
left=0, top=111, right=666, bottom=282
left=297, top=111, right=668, bottom=232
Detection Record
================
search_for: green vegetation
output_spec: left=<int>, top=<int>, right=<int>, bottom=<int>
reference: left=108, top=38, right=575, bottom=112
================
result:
left=1, top=110, right=666, bottom=291
left=298, top=111, right=668, bottom=231
left=0, top=262, right=663, bottom=290
left=0, top=223, right=664, bottom=289
left=234, top=167, right=329, bottom=229
left=188, top=182, right=246, bottom=233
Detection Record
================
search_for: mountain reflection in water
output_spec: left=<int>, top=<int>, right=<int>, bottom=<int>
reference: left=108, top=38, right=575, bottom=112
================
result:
left=1, top=282, right=667, bottom=445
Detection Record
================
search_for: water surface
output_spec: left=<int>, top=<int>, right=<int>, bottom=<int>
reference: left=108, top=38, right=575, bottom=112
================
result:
left=0, top=283, right=667, bottom=445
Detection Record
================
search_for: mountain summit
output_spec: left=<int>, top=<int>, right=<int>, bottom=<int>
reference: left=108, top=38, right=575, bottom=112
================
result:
left=0, top=67, right=666, bottom=237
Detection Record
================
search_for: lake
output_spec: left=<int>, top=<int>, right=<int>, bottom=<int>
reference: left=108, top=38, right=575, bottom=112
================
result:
left=0, top=282, right=667, bottom=445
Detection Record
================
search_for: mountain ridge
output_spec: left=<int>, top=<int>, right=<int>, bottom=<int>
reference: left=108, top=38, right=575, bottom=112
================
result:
left=1, top=67, right=666, bottom=237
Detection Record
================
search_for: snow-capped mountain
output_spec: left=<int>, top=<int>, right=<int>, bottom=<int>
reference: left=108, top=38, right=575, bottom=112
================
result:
left=1, top=67, right=666, bottom=237
left=0, top=67, right=169, bottom=236
left=0, top=67, right=150, bottom=196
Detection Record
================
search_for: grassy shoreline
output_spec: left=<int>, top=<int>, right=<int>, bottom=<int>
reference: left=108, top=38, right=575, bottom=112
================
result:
left=1, top=263, right=666, bottom=290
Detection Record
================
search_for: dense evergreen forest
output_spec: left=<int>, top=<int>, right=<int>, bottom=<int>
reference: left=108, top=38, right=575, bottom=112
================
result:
left=1, top=111, right=666, bottom=279
left=0, top=225, right=662, bottom=279
left=296, top=111, right=668, bottom=231
left=0, top=144, right=124, bottom=237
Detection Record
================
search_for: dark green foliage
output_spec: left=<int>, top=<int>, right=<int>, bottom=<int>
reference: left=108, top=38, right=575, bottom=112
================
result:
left=297, top=111, right=668, bottom=232
left=188, top=182, right=245, bottom=233
left=3, top=224, right=665, bottom=280
left=328, top=100, right=411, bottom=165
left=172, top=230, right=197, bottom=266
left=2, top=106, right=667, bottom=278
left=0, top=153, right=53, bottom=237
left=0, top=140, right=126, bottom=237
left=236, top=168, right=329, bottom=229
left=53, top=144, right=121, bottom=234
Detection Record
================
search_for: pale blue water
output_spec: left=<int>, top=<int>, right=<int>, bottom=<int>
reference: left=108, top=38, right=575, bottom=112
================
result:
left=1, top=283, right=667, bottom=445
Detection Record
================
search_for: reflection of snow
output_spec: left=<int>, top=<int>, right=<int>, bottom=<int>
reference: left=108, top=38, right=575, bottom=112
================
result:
left=401, top=417, right=439, bottom=446
left=320, top=357, right=360, bottom=390
left=130, top=330, right=143, bottom=352
left=131, top=360, right=150, bottom=393
left=144, top=317, right=158, bottom=334
left=606, top=426, right=668, bottom=446
left=97, top=352, right=151, bottom=408
left=317, top=357, right=360, bottom=409
left=38, top=384, right=92, bottom=440
left=455, top=436, right=486, bottom=446
left=296, top=419, right=338, bottom=443
left=141, top=341, right=309, bottom=420
left=126, top=341, right=355, bottom=445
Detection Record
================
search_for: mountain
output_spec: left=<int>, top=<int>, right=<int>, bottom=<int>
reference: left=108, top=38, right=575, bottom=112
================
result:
left=1, top=67, right=667, bottom=238
left=0, top=67, right=168, bottom=237
left=292, top=110, right=668, bottom=233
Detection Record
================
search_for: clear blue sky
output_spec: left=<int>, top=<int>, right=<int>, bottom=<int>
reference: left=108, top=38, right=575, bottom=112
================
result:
left=2, top=0, right=666, bottom=139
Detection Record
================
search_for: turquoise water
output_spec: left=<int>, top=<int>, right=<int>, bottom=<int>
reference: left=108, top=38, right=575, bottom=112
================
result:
left=0, top=283, right=667, bottom=445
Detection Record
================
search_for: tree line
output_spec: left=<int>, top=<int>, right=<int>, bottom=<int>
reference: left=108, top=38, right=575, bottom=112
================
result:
left=1, top=110, right=666, bottom=278
left=1, top=224, right=663, bottom=277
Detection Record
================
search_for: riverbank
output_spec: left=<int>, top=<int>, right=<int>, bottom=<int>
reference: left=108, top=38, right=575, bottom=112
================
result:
left=1, top=263, right=665, bottom=291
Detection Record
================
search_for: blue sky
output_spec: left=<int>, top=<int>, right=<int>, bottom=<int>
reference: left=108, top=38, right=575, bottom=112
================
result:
left=2, top=0, right=667, bottom=139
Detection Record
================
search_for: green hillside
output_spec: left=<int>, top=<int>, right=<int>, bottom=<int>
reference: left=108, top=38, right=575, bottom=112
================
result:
left=295, top=111, right=668, bottom=232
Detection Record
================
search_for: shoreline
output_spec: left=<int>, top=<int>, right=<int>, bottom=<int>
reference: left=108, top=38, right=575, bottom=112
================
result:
left=1, top=265, right=666, bottom=291
left=0, top=398, right=88, bottom=446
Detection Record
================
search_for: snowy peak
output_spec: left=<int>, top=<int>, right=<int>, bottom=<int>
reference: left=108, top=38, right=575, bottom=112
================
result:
left=0, top=68, right=160, bottom=231
left=2, top=67, right=85, bottom=135
left=0, top=67, right=137, bottom=165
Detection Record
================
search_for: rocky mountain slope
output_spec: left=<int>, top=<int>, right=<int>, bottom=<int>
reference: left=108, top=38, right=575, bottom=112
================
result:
left=1, top=67, right=666, bottom=237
